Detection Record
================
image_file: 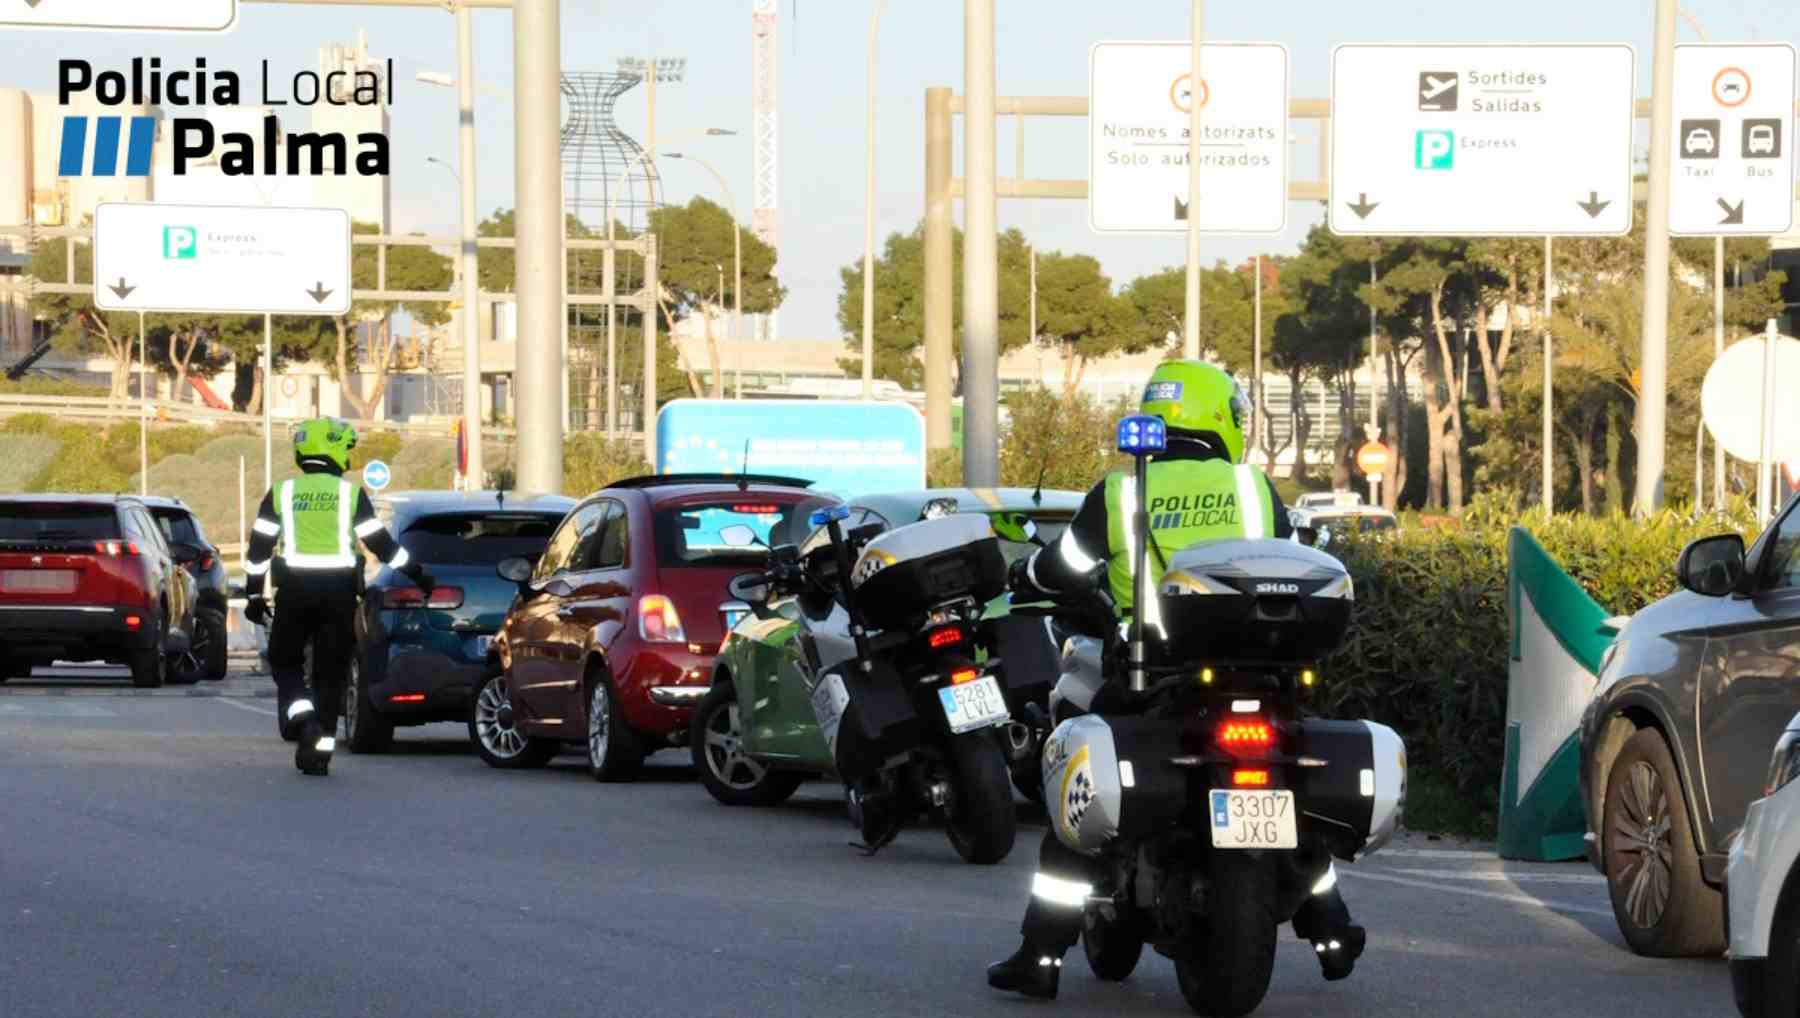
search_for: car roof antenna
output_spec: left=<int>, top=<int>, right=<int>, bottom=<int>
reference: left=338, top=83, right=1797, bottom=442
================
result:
left=1032, top=460, right=1047, bottom=507
left=738, top=440, right=751, bottom=491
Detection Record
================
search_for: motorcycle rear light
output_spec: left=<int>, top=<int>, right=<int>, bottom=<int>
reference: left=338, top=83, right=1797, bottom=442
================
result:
left=949, top=667, right=980, bottom=686
left=928, top=627, right=963, bottom=649
left=1233, top=768, right=1271, bottom=788
left=638, top=594, right=687, bottom=643
left=388, top=693, right=426, bottom=704
left=1219, top=720, right=1274, bottom=755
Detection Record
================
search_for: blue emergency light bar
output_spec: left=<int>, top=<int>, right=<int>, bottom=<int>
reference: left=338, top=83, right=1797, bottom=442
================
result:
left=810, top=505, right=852, bottom=526
left=1116, top=415, right=1168, bottom=455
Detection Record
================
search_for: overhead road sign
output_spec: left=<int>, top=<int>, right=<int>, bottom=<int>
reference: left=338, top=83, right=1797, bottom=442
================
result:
left=1, top=0, right=237, bottom=32
left=1089, top=42, right=1289, bottom=235
left=1329, top=44, right=1636, bottom=237
left=94, top=203, right=351, bottom=316
left=1670, top=43, right=1796, bottom=236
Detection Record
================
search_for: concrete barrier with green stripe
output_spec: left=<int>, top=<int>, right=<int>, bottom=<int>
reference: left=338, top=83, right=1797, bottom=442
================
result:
left=1499, top=527, right=1625, bottom=862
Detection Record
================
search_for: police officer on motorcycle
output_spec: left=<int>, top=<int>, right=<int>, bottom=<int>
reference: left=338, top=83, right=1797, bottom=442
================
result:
left=243, top=418, right=432, bottom=776
left=987, top=361, right=1366, bottom=999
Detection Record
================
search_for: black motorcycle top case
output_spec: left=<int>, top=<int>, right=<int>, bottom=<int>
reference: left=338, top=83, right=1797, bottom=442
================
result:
left=1296, top=719, right=1378, bottom=859
left=830, top=658, right=922, bottom=782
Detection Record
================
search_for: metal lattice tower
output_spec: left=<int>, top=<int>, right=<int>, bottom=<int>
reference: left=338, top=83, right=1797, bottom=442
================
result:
left=752, top=0, right=779, bottom=252
left=560, top=71, right=662, bottom=235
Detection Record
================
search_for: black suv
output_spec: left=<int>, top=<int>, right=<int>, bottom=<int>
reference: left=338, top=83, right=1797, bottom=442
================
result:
left=138, top=497, right=229, bottom=681
left=1580, top=493, right=1800, bottom=958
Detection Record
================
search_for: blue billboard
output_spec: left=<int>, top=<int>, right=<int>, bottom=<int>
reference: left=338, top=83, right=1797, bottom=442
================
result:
left=656, top=399, right=926, bottom=500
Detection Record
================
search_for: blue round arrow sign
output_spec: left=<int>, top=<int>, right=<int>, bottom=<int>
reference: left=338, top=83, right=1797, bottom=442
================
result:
left=363, top=459, right=391, bottom=492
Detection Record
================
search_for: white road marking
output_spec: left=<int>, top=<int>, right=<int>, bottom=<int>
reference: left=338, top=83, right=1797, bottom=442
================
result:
left=1378, top=848, right=1498, bottom=860
left=1343, top=868, right=1614, bottom=918
left=0, top=702, right=119, bottom=718
left=1386, top=867, right=1605, bottom=886
left=212, top=697, right=277, bottom=718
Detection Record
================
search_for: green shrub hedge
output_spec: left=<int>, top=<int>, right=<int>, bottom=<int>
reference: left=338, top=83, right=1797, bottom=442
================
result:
left=1318, top=495, right=1764, bottom=810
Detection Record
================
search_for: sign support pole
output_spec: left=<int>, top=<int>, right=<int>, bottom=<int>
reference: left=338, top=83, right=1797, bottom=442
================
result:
left=262, top=314, right=273, bottom=495
left=1181, top=0, right=1204, bottom=358
left=1635, top=0, right=1678, bottom=515
left=1760, top=318, right=1779, bottom=523
left=456, top=3, right=484, bottom=489
left=1713, top=236, right=1726, bottom=508
left=138, top=312, right=148, bottom=497
left=1543, top=235, right=1554, bottom=510
left=1252, top=253, right=1262, bottom=465
left=1367, top=260, right=1378, bottom=506
left=961, top=0, right=999, bottom=486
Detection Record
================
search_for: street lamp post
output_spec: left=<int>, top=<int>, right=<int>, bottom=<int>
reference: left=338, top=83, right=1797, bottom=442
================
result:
left=862, top=0, right=886, bottom=401
left=667, top=151, right=742, bottom=403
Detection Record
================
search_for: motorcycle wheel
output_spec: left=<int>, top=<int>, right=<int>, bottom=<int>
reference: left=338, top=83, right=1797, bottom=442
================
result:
left=943, top=731, right=1016, bottom=864
left=1174, top=853, right=1278, bottom=1018
left=1082, top=906, right=1145, bottom=981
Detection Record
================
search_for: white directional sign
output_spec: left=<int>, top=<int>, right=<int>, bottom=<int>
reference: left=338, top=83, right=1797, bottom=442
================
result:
left=1330, top=44, right=1636, bottom=236
left=2, top=0, right=236, bottom=32
left=94, top=204, right=351, bottom=316
left=1670, top=44, right=1797, bottom=236
left=1089, top=42, right=1288, bottom=235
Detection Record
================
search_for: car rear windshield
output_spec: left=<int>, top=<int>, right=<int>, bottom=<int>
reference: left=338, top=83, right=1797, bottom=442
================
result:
left=400, top=512, right=565, bottom=566
left=1310, top=513, right=1397, bottom=532
left=0, top=503, right=121, bottom=542
left=151, top=509, right=202, bottom=546
left=653, top=498, right=830, bottom=568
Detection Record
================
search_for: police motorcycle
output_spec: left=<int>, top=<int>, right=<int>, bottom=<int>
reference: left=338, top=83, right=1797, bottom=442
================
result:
left=731, top=504, right=1020, bottom=863
left=1027, top=416, right=1406, bottom=1016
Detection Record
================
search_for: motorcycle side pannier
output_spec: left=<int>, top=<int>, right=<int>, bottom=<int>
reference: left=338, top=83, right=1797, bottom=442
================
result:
left=816, top=658, right=922, bottom=782
left=1297, top=719, right=1407, bottom=861
left=985, top=613, right=1059, bottom=709
left=850, top=515, right=1007, bottom=631
left=1043, top=714, right=1188, bottom=855
left=1156, top=538, right=1354, bottom=663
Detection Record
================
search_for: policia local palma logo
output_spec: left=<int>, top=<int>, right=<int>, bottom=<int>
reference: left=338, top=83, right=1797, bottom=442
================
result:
left=56, top=58, right=392, bottom=178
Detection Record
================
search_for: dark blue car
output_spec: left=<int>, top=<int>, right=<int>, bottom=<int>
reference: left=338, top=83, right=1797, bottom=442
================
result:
left=343, top=491, right=575, bottom=753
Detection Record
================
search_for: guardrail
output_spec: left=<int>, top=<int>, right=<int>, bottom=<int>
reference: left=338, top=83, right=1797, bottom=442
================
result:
left=0, top=394, right=517, bottom=439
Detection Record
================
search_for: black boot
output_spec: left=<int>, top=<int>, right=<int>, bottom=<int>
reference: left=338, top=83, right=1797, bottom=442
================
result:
left=294, top=712, right=333, bottom=776
left=987, top=941, right=1062, bottom=999
left=1313, top=925, right=1366, bottom=981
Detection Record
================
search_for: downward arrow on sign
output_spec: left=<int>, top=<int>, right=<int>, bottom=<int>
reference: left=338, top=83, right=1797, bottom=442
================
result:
left=1346, top=193, right=1379, bottom=219
left=306, top=282, right=335, bottom=304
left=109, top=278, right=135, bottom=301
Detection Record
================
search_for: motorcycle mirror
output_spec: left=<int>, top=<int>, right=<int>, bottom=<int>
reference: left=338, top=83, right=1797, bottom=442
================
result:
left=728, top=571, right=771, bottom=605
left=496, top=557, right=533, bottom=584
left=718, top=524, right=759, bottom=548
left=921, top=497, right=959, bottom=521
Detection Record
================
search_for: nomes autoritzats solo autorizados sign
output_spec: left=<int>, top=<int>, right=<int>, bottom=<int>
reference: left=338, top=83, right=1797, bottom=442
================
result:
left=61, top=57, right=392, bottom=176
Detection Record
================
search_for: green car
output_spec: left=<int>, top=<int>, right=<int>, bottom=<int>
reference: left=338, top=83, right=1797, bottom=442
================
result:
left=689, top=487, right=1082, bottom=807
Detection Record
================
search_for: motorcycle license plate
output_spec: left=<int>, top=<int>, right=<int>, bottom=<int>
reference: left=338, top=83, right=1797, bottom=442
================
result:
left=938, top=675, right=1010, bottom=734
left=1208, top=790, right=1297, bottom=849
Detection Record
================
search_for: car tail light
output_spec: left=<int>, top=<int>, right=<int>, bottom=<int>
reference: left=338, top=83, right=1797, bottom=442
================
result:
left=93, top=540, right=140, bottom=556
left=731, top=504, right=780, bottom=514
left=124, top=614, right=142, bottom=631
left=1232, top=768, right=1271, bottom=788
left=1218, top=719, right=1274, bottom=756
left=638, top=595, right=687, bottom=643
left=949, top=667, right=980, bottom=685
left=388, top=693, right=426, bottom=704
left=928, top=627, right=963, bottom=650
left=382, top=586, right=464, bottom=610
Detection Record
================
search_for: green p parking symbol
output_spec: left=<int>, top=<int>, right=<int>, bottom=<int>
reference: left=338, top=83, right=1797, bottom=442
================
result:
left=1414, top=130, right=1455, bottom=170
left=162, top=226, right=198, bottom=260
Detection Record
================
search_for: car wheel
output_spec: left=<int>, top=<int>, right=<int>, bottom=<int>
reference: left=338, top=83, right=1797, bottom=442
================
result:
left=344, top=651, right=394, bottom=754
left=470, top=670, right=557, bottom=769
left=129, top=616, right=167, bottom=689
left=195, top=606, right=229, bottom=680
left=586, top=672, right=643, bottom=782
left=691, top=682, right=802, bottom=806
left=1603, top=728, right=1724, bottom=957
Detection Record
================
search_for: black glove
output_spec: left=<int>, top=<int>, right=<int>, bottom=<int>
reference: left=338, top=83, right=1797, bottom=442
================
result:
left=245, top=596, right=270, bottom=627
left=1007, top=553, right=1036, bottom=595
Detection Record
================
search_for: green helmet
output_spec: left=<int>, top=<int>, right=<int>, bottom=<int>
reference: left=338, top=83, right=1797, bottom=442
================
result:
left=1139, top=360, right=1250, bottom=463
left=292, top=417, right=357, bottom=471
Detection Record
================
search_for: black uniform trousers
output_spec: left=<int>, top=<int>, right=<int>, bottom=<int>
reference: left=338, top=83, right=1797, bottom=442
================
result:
left=267, top=571, right=358, bottom=730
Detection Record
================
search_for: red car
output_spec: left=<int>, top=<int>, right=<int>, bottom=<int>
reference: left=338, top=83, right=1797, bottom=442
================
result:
left=479, top=474, right=832, bottom=780
left=0, top=495, right=198, bottom=688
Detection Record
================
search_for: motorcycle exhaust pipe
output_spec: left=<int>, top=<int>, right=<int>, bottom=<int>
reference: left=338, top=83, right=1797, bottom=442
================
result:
left=1004, top=721, right=1035, bottom=760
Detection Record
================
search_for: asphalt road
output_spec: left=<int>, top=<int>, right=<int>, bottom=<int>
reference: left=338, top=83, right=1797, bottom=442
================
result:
left=1, top=666, right=1731, bottom=1018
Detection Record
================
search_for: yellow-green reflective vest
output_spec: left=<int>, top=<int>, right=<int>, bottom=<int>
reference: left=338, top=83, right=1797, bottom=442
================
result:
left=1103, top=459, right=1277, bottom=613
left=277, top=473, right=358, bottom=570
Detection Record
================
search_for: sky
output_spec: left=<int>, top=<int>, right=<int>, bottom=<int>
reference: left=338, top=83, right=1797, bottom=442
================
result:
left=4, top=0, right=1796, bottom=342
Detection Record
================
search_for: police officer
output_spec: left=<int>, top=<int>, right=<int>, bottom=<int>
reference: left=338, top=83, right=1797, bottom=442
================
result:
left=243, top=418, right=431, bottom=776
left=987, top=361, right=1365, bottom=999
